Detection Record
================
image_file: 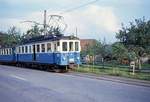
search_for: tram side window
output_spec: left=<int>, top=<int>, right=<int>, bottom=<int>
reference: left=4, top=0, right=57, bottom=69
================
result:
left=25, top=46, right=28, bottom=53
left=2, top=50, right=3, bottom=55
left=4, top=49, right=5, bottom=55
left=9, top=49, right=12, bottom=55
left=54, top=44, right=57, bottom=51
left=19, top=47, right=21, bottom=54
left=62, top=42, right=67, bottom=51
left=3, top=49, right=5, bottom=55
left=6, top=49, right=9, bottom=55
left=37, top=44, right=40, bottom=53
left=4, top=49, right=6, bottom=55
left=5, top=49, right=7, bottom=55
left=22, top=46, right=24, bottom=53
left=57, top=42, right=60, bottom=46
left=75, top=42, right=79, bottom=51
left=69, top=42, right=73, bottom=51
left=29, top=46, right=32, bottom=53
left=41, top=44, right=45, bottom=52
left=47, top=43, right=51, bottom=52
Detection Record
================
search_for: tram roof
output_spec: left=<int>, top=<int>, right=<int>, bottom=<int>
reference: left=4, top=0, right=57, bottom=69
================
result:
left=20, top=34, right=79, bottom=45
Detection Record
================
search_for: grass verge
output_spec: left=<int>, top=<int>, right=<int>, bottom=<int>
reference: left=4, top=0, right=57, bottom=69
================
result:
left=74, top=66, right=150, bottom=81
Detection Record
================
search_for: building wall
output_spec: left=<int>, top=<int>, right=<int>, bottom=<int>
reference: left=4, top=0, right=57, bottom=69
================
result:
left=80, top=39, right=96, bottom=51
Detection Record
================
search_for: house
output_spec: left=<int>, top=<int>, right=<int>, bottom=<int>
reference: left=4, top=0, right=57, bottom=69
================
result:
left=80, top=39, right=96, bottom=51
left=80, top=39, right=96, bottom=63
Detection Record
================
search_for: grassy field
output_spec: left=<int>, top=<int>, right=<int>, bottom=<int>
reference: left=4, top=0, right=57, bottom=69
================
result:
left=74, top=65, right=150, bottom=81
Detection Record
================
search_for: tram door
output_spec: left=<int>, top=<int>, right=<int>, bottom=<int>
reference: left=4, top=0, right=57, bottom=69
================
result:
left=32, top=45, right=36, bottom=61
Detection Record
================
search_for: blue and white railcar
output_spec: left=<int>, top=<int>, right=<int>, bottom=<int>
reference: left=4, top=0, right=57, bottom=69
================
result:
left=0, top=47, right=15, bottom=63
left=15, top=36, right=80, bottom=71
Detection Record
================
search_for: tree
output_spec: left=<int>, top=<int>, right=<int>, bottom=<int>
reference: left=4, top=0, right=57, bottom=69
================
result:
left=112, top=42, right=129, bottom=63
left=116, top=17, right=150, bottom=68
left=116, top=17, right=150, bottom=47
left=4, top=26, right=21, bottom=47
left=81, top=39, right=112, bottom=64
left=0, top=31, right=8, bottom=47
left=80, top=40, right=101, bottom=64
left=24, top=24, right=42, bottom=39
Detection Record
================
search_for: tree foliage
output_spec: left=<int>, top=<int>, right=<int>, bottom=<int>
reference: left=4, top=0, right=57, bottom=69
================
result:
left=116, top=17, right=150, bottom=67
left=0, top=31, right=8, bottom=47
left=23, top=24, right=43, bottom=39
left=81, top=39, right=113, bottom=63
left=116, top=17, right=150, bottom=46
left=0, top=26, right=21, bottom=47
left=116, top=17, right=150, bottom=55
left=112, top=42, right=128, bottom=62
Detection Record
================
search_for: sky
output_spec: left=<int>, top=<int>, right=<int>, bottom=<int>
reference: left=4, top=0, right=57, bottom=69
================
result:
left=0, top=0, right=150, bottom=43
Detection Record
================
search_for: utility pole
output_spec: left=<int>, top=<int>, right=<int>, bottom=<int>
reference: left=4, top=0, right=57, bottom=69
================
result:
left=43, top=10, right=47, bottom=35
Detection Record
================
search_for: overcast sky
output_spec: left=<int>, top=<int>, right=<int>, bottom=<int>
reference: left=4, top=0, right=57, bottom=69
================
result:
left=0, top=0, right=149, bottom=43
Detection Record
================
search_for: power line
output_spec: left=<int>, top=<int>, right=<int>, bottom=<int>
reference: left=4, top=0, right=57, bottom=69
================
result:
left=20, top=1, right=99, bottom=34
left=21, top=21, right=42, bottom=25
left=60, top=0, right=99, bottom=14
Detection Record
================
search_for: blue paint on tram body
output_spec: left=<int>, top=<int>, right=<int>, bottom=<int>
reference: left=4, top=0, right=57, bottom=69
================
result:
left=0, top=35, right=81, bottom=71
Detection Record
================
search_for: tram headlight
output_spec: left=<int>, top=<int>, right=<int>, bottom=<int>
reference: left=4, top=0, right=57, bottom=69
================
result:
left=62, top=57, right=66, bottom=61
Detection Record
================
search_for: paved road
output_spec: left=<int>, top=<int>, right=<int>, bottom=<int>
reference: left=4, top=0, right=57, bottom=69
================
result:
left=0, top=65, right=150, bottom=102
left=67, top=72, right=150, bottom=87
